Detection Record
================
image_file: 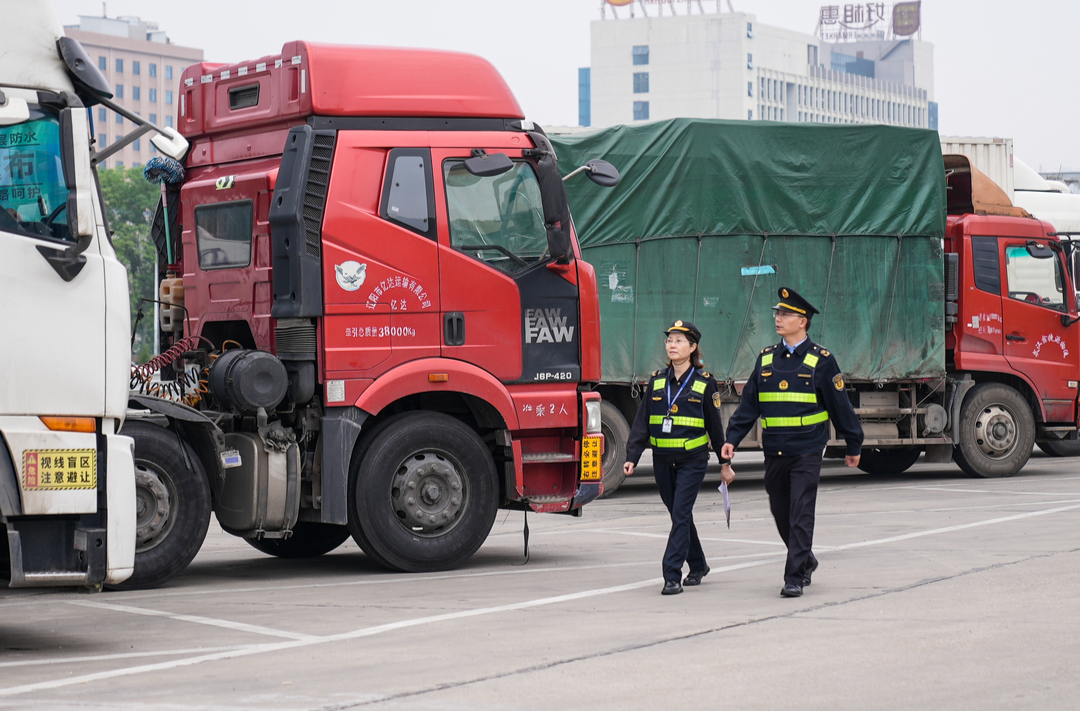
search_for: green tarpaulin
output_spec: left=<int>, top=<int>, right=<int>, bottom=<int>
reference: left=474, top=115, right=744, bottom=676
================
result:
left=551, top=118, right=947, bottom=384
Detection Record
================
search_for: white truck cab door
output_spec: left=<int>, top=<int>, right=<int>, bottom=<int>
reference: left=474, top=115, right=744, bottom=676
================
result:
left=0, top=102, right=112, bottom=418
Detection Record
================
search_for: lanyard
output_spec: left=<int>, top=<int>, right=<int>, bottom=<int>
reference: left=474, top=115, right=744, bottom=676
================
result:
left=665, top=367, right=696, bottom=415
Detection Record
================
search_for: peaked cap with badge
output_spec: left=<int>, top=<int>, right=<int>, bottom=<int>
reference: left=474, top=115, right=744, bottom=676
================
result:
left=772, top=287, right=819, bottom=318
left=663, top=319, right=701, bottom=343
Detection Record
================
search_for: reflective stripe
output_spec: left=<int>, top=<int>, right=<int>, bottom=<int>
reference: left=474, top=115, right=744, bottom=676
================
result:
left=759, top=392, right=818, bottom=403
left=653, top=378, right=665, bottom=391
left=761, top=411, right=829, bottom=428
left=761, top=353, right=774, bottom=367
left=649, top=415, right=705, bottom=428
left=691, top=380, right=707, bottom=394
left=649, top=434, right=710, bottom=450
left=803, top=354, right=819, bottom=369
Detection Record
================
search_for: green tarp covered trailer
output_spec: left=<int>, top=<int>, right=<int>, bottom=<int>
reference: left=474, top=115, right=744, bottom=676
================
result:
left=552, top=118, right=948, bottom=386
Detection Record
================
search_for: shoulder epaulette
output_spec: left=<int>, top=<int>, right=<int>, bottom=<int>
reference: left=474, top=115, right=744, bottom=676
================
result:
left=701, top=371, right=711, bottom=379
left=762, top=345, right=775, bottom=354
left=652, top=369, right=662, bottom=377
left=816, top=346, right=832, bottom=357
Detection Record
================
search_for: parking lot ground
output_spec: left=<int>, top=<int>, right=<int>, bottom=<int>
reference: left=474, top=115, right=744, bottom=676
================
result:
left=3, top=450, right=1080, bottom=710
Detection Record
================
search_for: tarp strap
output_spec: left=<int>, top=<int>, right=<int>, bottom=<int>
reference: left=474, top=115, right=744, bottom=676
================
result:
left=632, top=240, right=642, bottom=386
left=650, top=415, right=706, bottom=427
left=650, top=434, right=710, bottom=450
left=761, top=411, right=829, bottom=428
left=873, top=235, right=904, bottom=379
left=818, top=234, right=837, bottom=342
left=726, top=234, right=769, bottom=379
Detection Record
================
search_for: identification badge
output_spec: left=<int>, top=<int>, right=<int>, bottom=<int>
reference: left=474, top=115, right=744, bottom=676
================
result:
left=661, top=417, right=673, bottom=433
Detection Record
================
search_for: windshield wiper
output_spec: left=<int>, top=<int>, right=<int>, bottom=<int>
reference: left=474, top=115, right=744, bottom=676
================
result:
left=459, top=244, right=528, bottom=267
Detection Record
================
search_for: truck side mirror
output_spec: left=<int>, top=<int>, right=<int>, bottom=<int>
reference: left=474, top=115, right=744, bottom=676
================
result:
left=584, top=159, right=621, bottom=188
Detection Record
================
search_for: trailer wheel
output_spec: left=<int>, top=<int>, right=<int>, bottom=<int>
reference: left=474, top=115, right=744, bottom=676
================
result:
left=952, top=383, right=1034, bottom=478
left=245, top=522, right=351, bottom=559
left=111, top=421, right=211, bottom=589
left=1036, top=439, right=1080, bottom=457
left=598, top=401, right=630, bottom=498
left=857, top=447, right=922, bottom=475
left=347, top=412, right=498, bottom=573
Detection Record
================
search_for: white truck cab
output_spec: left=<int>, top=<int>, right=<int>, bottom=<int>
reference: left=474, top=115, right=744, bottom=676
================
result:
left=0, top=1, right=183, bottom=589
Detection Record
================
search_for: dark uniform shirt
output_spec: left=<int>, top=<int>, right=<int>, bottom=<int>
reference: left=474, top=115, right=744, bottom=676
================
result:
left=626, top=366, right=730, bottom=466
left=725, top=338, right=863, bottom=457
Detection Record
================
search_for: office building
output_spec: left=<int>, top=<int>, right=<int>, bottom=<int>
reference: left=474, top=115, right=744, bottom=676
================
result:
left=583, top=2, right=935, bottom=130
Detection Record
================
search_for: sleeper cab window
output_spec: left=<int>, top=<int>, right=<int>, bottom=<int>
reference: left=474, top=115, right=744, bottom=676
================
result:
left=379, top=148, right=436, bottom=239
left=195, top=200, right=253, bottom=270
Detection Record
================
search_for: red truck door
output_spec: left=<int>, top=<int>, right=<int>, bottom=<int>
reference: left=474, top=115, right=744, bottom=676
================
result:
left=320, top=141, right=442, bottom=380
left=432, top=147, right=580, bottom=385
left=999, top=238, right=1080, bottom=422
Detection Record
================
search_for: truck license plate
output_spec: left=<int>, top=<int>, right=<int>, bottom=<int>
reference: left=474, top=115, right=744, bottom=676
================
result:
left=22, top=449, right=97, bottom=490
left=580, top=436, right=602, bottom=481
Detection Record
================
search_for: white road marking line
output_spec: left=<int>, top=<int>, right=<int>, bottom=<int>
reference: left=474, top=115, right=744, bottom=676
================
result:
left=828, top=503, right=1080, bottom=551
left=0, top=646, right=247, bottom=669
left=907, top=487, right=1080, bottom=496
left=66, top=600, right=318, bottom=641
left=570, top=527, right=789, bottom=547
left=3, top=501, right=1079, bottom=697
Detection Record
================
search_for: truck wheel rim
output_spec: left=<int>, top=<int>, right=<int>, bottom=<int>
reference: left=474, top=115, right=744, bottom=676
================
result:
left=973, top=404, right=1018, bottom=459
left=134, top=464, right=176, bottom=551
left=389, top=451, right=467, bottom=538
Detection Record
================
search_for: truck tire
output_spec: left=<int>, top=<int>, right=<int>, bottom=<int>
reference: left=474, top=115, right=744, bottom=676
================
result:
left=857, top=446, right=922, bottom=475
left=245, top=522, right=351, bottom=559
left=112, top=421, right=212, bottom=589
left=347, top=412, right=499, bottom=573
left=1036, top=439, right=1080, bottom=457
left=598, top=400, right=630, bottom=498
left=952, top=383, right=1034, bottom=478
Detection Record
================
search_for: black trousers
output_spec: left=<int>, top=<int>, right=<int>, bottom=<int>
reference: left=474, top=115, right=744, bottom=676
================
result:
left=653, top=453, right=709, bottom=582
left=764, top=450, right=822, bottom=586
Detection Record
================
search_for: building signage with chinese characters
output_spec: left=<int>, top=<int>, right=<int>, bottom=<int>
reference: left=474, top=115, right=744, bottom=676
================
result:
left=818, top=2, right=921, bottom=41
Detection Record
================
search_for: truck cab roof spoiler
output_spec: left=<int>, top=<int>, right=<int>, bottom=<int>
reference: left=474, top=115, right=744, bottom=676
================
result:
left=945, top=154, right=1032, bottom=219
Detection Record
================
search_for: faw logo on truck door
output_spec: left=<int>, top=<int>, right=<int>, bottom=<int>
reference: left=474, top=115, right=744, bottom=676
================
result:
left=518, top=267, right=580, bottom=383
left=525, top=308, right=575, bottom=344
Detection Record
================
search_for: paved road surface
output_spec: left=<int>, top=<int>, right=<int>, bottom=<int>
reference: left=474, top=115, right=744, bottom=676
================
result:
left=3, top=450, right=1079, bottom=709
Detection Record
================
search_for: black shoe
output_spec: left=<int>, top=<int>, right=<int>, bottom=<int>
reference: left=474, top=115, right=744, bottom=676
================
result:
left=683, top=565, right=710, bottom=586
left=780, top=583, right=803, bottom=598
left=801, top=557, right=819, bottom=587
left=662, top=580, right=683, bottom=595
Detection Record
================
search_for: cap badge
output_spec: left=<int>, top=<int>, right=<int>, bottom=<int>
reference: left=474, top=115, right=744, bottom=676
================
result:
left=781, top=288, right=790, bottom=298
left=674, top=320, right=683, bottom=327
left=779, top=380, right=789, bottom=391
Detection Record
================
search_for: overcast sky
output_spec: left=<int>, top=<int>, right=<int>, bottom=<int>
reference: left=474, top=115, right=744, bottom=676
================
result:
left=53, top=0, right=1078, bottom=172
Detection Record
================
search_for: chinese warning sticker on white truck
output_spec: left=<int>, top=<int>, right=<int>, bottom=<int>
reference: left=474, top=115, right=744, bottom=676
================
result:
left=22, top=450, right=97, bottom=490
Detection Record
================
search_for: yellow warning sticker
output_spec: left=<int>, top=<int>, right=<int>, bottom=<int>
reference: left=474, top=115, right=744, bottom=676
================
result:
left=22, top=450, right=97, bottom=490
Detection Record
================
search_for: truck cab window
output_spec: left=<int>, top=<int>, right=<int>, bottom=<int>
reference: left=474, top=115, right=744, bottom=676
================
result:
left=195, top=200, right=253, bottom=270
left=0, top=107, right=73, bottom=243
left=380, top=148, right=435, bottom=238
left=1005, top=244, right=1066, bottom=312
left=443, top=159, right=547, bottom=275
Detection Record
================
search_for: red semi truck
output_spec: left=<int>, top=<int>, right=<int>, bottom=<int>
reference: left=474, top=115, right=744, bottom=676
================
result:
left=122, top=42, right=614, bottom=587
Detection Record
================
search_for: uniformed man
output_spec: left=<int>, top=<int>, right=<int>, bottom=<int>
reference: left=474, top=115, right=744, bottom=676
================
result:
left=624, top=320, right=735, bottom=595
left=720, top=288, right=863, bottom=598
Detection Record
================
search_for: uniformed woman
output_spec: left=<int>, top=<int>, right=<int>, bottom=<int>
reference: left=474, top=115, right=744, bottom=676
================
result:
left=624, top=320, right=735, bottom=595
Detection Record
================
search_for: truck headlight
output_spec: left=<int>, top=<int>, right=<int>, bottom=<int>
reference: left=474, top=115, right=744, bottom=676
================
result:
left=585, top=400, right=602, bottom=435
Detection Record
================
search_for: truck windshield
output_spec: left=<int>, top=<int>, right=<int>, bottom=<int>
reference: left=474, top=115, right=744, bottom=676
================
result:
left=0, top=106, right=73, bottom=243
left=444, top=159, right=547, bottom=275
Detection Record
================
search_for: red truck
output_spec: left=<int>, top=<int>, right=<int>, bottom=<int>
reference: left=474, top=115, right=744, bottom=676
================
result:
left=123, top=43, right=615, bottom=587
